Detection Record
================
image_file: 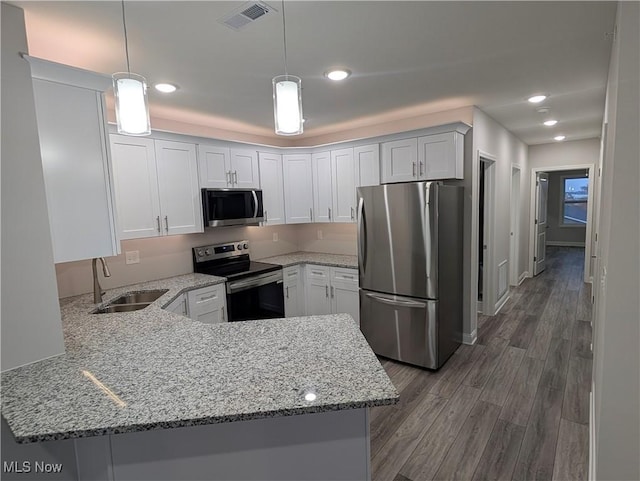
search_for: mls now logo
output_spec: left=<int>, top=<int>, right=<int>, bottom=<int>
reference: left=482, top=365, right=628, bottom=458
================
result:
left=3, top=460, right=63, bottom=473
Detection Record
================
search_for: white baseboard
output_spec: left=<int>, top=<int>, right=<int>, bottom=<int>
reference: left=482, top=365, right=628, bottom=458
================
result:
left=463, top=329, right=477, bottom=345
left=518, top=271, right=529, bottom=285
left=546, top=241, right=586, bottom=247
left=494, top=293, right=510, bottom=314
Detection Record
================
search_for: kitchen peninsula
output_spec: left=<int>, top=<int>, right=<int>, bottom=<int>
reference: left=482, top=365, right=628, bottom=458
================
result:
left=1, top=274, right=397, bottom=480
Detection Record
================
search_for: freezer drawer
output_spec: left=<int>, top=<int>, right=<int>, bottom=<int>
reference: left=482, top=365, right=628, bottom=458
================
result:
left=360, top=289, right=439, bottom=369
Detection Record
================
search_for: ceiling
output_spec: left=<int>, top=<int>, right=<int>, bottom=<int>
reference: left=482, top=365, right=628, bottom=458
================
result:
left=16, top=1, right=616, bottom=145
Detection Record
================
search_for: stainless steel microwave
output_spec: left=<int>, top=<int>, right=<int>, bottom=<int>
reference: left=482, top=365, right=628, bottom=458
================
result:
left=201, top=189, right=264, bottom=227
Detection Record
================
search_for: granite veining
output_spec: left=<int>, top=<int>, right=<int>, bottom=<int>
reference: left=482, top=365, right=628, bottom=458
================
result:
left=1, top=272, right=397, bottom=444
left=259, top=251, right=358, bottom=269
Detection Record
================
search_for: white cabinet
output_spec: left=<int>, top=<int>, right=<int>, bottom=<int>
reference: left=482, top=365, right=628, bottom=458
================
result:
left=304, top=265, right=359, bottom=323
left=283, top=153, right=314, bottom=223
left=198, top=145, right=259, bottom=188
left=165, top=294, right=188, bottom=317
left=283, top=266, right=305, bottom=317
left=418, top=131, right=464, bottom=180
left=381, top=138, right=418, bottom=183
left=258, top=152, right=286, bottom=225
left=354, top=144, right=380, bottom=187
left=312, top=151, right=333, bottom=223
left=381, top=132, right=464, bottom=184
left=30, top=63, right=119, bottom=263
left=187, top=284, right=227, bottom=324
left=331, top=148, right=357, bottom=223
left=110, top=136, right=203, bottom=240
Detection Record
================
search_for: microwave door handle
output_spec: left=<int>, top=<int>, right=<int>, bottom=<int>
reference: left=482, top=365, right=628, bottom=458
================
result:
left=251, top=190, right=259, bottom=218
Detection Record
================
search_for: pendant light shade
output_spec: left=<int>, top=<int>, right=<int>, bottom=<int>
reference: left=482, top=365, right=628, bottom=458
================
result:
left=113, top=72, right=151, bottom=136
left=273, top=75, right=303, bottom=136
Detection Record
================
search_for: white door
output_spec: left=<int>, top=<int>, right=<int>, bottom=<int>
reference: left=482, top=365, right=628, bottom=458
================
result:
left=509, top=167, right=521, bottom=285
left=283, top=154, right=314, bottom=223
left=258, top=152, right=285, bottom=225
left=534, top=172, right=549, bottom=276
left=313, top=151, right=333, bottom=223
left=418, top=132, right=460, bottom=180
left=188, top=285, right=227, bottom=324
left=381, top=138, right=418, bottom=184
left=110, top=135, right=162, bottom=240
left=155, top=140, right=203, bottom=236
left=330, top=268, right=359, bottom=325
left=198, top=144, right=231, bottom=188
left=284, top=267, right=304, bottom=317
left=230, top=149, right=259, bottom=188
left=331, top=148, right=356, bottom=223
left=354, top=144, right=380, bottom=187
left=305, top=266, right=332, bottom=315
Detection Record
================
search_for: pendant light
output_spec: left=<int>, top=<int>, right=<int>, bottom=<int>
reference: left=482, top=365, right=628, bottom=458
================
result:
left=113, top=0, right=150, bottom=136
left=273, top=0, right=303, bottom=135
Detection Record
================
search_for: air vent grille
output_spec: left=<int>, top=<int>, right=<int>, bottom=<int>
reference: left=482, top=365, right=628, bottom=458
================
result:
left=220, top=1, right=274, bottom=31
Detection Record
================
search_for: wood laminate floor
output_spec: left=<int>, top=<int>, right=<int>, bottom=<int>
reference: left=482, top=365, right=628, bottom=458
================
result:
left=371, top=247, right=592, bottom=481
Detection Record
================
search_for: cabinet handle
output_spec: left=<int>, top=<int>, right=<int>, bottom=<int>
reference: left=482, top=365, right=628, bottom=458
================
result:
left=325, top=285, right=329, bottom=298
left=351, top=207, right=355, bottom=220
left=331, top=285, right=334, bottom=298
left=233, top=171, right=238, bottom=185
left=221, top=306, right=225, bottom=322
left=156, top=216, right=161, bottom=233
left=199, top=293, right=217, bottom=302
left=419, top=161, right=424, bottom=177
left=226, top=171, right=231, bottom=184
left=264, top=210, right=268, bottom=222
left=413, top=161, right=417, bottom=177
left=310, top=208, right=313, bottom=221
left=286, top=286, right=289, bottom=299
left=328, top=207, right=331, bottom=220
left=164, top=215, right=169, bottom=232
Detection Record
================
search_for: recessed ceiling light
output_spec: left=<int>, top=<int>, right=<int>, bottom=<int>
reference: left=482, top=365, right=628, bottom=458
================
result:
left=544, top=119, right=558, bottom=127
left=154, top=83, right=178, bottom=93
left=528, top=94, right=547, bottom=103
left=554, top=135, right=566, bottom=141
left=325, top=69, right=351, bottom=81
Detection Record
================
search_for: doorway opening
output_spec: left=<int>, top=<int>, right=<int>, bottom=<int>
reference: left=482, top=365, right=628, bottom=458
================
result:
left=510, top=165, right=522, bottom=285
left=477, top=154, right=496, bottom=315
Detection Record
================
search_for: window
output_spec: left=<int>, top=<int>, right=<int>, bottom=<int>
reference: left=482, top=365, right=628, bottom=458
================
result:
left=561, top=175, right=589, bottom=226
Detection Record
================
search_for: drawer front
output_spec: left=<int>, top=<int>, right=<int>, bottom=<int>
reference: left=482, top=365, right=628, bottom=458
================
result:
left=283, top=266, right=299, bottom=285
left=331, top=268, right=358, bottom=285
left=188, top=284, right=224, bottom=306
left=306, top=265, right=329, bottom=281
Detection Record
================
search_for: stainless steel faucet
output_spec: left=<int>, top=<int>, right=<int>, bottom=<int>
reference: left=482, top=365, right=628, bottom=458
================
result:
left=92, top=257, right=111, bottom=303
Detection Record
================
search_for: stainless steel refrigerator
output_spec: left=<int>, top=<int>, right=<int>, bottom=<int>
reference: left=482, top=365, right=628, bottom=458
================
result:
left=357, top=181, right=463, bottom=369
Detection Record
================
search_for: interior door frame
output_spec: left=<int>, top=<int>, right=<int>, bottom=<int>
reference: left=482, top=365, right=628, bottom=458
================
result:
left=509, top=164, right=522, bottom=286
left=477, top=151, right=497, bottom=316
left=528, top=163, right=595, bottom=282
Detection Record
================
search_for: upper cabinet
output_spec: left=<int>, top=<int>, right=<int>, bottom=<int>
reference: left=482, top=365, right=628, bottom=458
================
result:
left=354, top=144, right=380, bottom=188
left=258, top=152, right=286, bottom=225
left=198, top=144, right=259, bottom=189
left=29, top=57, right=120, bottom=263
left=283, top=153, right=314, bottom=223
left=110, top=135, right=203, bottom=240
left=312, top=151, right=332, bottom=223
left=331, top=148, right=357, bottom=223
left=381, top=129, right=465, bottom=183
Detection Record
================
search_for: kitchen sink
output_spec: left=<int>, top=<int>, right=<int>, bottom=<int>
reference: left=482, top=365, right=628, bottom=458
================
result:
left=92, top=289, right=169, bottom=314
left=109, top=289, right=169, bottom=305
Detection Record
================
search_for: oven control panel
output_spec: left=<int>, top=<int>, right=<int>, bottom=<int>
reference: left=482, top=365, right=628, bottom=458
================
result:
left=194, top=240, right=250, bottom=263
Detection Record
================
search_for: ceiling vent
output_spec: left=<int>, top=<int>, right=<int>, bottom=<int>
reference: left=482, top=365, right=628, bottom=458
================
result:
left=220, top=1, right=275, bottom=31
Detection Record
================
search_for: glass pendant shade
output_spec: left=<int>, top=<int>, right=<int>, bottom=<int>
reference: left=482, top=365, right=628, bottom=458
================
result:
left=273, top=75, right=303, bottom=135
left=113, top=72, right=151, bottom=136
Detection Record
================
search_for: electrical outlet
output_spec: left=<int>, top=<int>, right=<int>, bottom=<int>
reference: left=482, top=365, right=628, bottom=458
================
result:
left=317, top=229, right=323, bottom=240
left=125, top=250, right=140, bottom=265
left=273, top=232, right=279, bottom=242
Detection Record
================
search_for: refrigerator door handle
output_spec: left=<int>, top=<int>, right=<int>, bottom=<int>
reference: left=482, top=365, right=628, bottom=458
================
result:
left=364, top=292, right=426, bottom=309
left=425, top=183, right=432, bottom=277
left=357, top=196, right=367, bottom=274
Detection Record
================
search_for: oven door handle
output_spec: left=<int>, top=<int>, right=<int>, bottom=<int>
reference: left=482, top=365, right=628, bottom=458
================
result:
left=226, top=270, right=283, bottom=294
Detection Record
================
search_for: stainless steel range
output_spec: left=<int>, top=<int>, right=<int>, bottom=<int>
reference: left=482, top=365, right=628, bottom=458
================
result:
left=193, top=240, right=284, bottom=321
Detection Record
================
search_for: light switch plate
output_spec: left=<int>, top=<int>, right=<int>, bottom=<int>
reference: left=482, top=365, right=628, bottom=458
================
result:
left=125, top=250, right=140, bottom=265
left=273, top=232, right=279, bottom=242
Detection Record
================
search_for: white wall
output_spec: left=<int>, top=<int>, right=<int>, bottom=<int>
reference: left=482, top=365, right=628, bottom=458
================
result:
left=465, top=108, right=529, bottom=342
left=1, top=4, right=65, bottom=371
left=528, top=138, right=601, bottom=171
left=592, top=2, right=640, bottom=479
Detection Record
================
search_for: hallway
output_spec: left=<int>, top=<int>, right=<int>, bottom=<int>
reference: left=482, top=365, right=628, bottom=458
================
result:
left=371, top=247, right=592, bottom=481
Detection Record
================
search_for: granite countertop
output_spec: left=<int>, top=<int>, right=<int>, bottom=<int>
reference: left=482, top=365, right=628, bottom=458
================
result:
left=260, top=251, right=358, bottom=269
left=1, top=273, right=397, bottom=444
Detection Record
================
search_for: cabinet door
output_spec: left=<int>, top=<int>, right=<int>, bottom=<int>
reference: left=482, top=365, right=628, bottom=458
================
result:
left=330, top=268, right=359, bottom=325
left=33, top=80, right=120, bottom=262
left=283, top=154, right=313, bottom=223
left=312, top=151, right=333, bottom=223
left=230, top=149, right=260, bottom=188
left=165, top=294, right=188, bottom=317
left=381, top=138, right=418, bottom=184
left=198, top=144, right=231, bottom=188
left=283, top=266, right=304, bottom=317
left=331, top=148, right=356, bottom=223
left=418, top=132, right=463, bottom=180
left=110, top=134, right=162, bottom=240
left=258, top=152, right=286, bottom=225
left=354, top=144, right=380, bottom=187
left=305, top=266, right=332, bottom=315
left=188, top=285, right=227, bottom=324
left=155, top=140, right=203, bottom=236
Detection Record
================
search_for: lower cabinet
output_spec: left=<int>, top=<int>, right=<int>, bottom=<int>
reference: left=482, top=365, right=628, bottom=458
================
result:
left=283, top=266, right=305, bottom=317
left=165, top=294, right=188, bottom=317
left=303, top=265, right=359, bottom=324
left=187, top=284, right=227, bottom=324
